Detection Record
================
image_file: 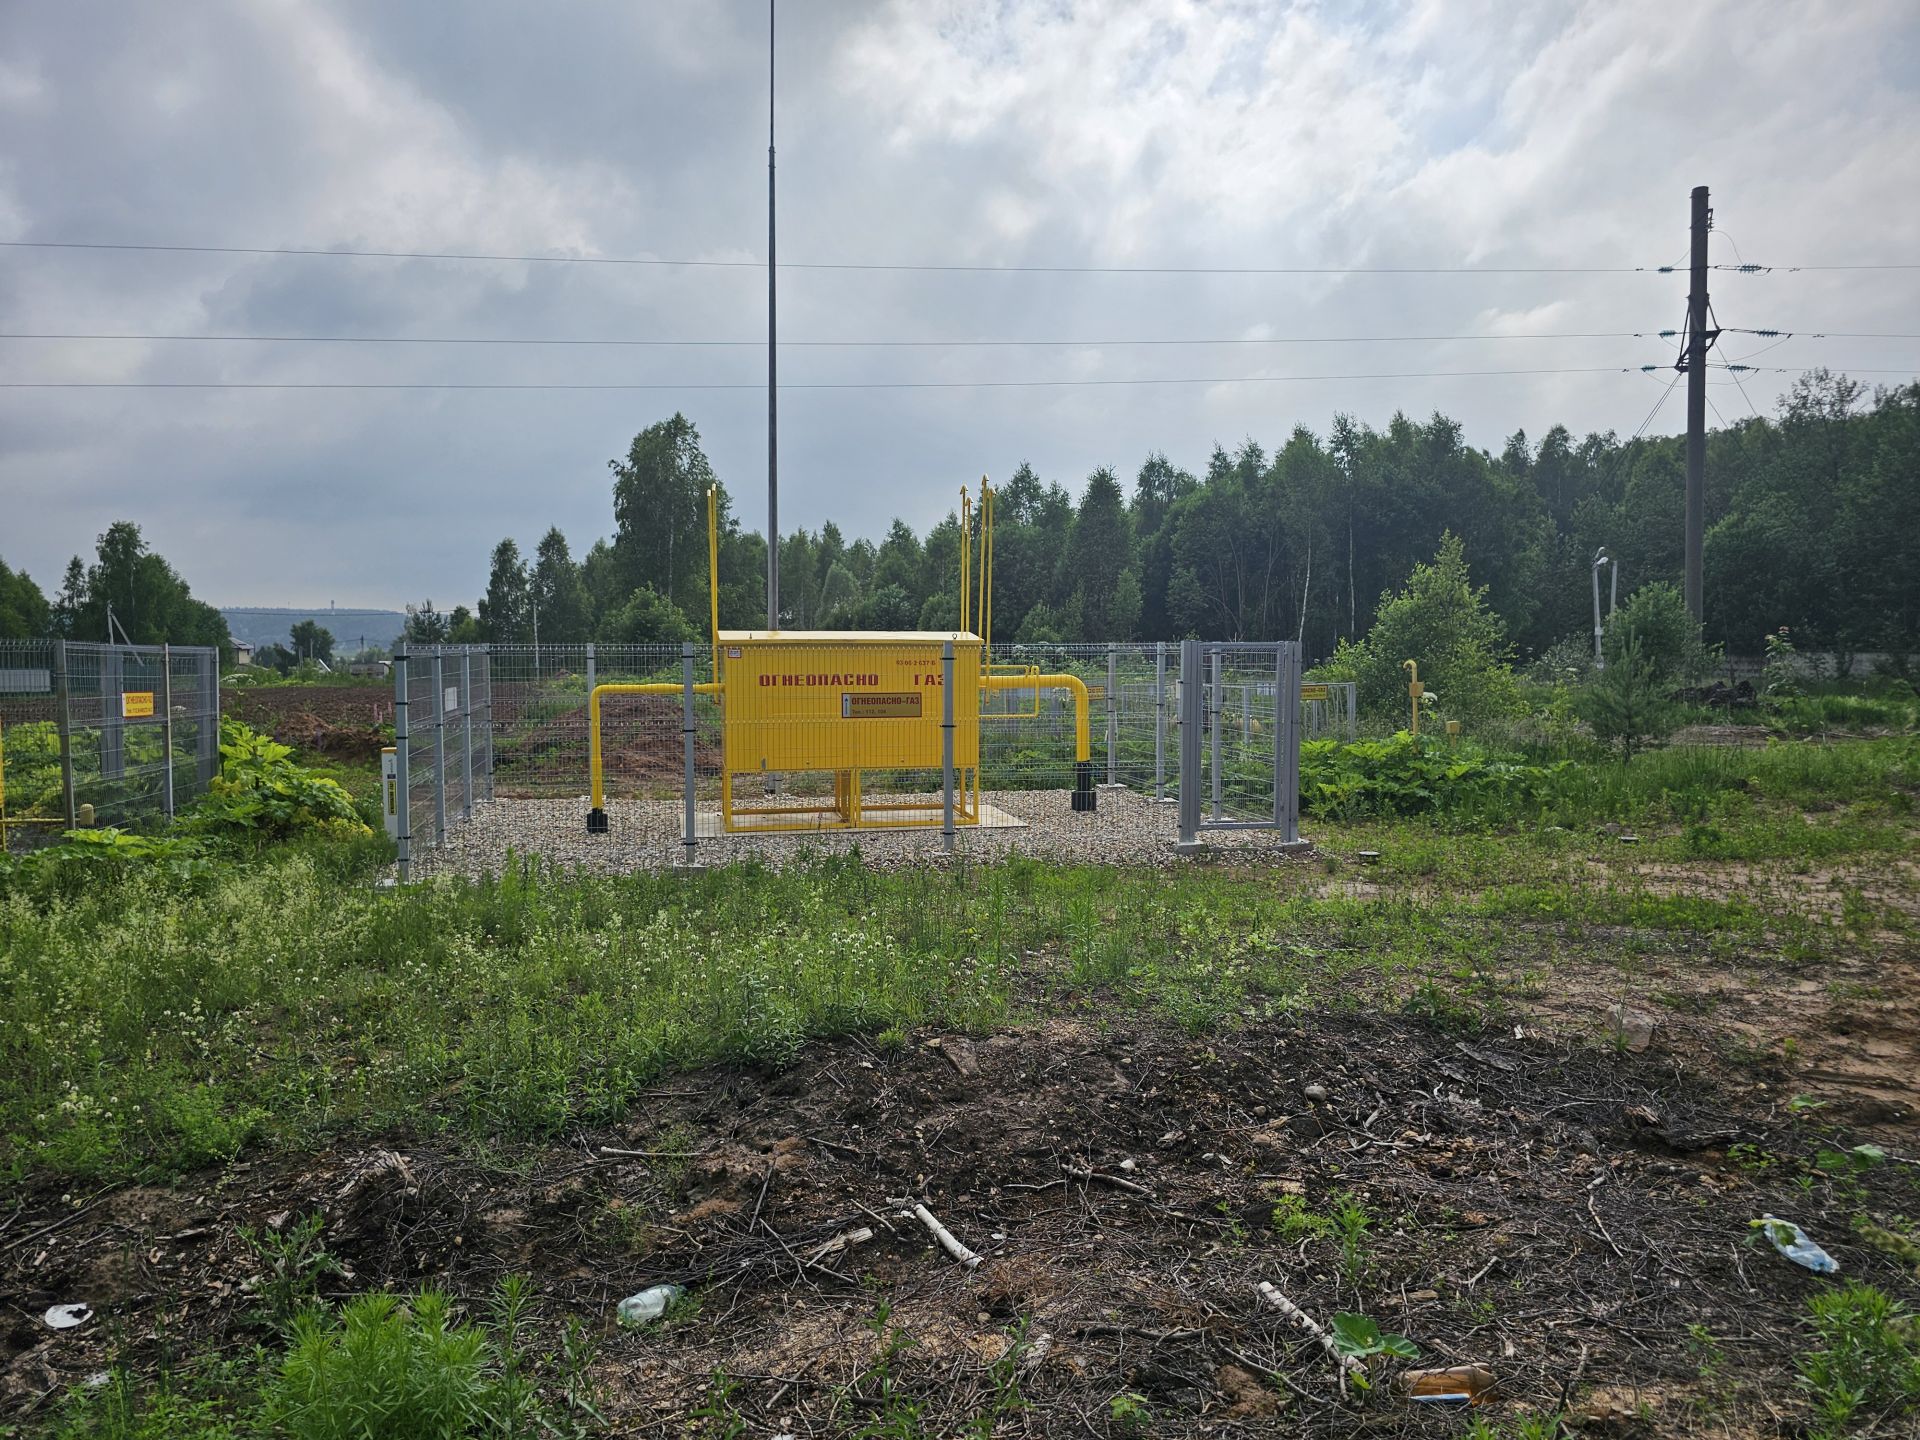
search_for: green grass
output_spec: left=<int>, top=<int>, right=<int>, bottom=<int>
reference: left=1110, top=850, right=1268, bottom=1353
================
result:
left=46, top=1278, right=596, bottom=1440
left=2, top=727, right=1912, bottom=1183
left=1767, top=690, right=1920, bottom=736
left=1799, top=1282, right=1920, bottom=1440
left=5, top=796, right=1894, bottom=1183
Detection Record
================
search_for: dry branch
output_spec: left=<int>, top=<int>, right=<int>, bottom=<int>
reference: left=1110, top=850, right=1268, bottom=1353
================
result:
left=1257, top=1280, right=1366, bottom=1385
left=1064, top=1164, right=1157, bottom=1200
left=889, top=1197, right=983, bottom=1269
left=805, top=1226, right=874, bottom=1264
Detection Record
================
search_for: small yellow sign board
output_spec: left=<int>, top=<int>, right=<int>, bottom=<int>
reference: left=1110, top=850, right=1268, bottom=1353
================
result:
left=1300, top=684, right=1329, bottom=701
left=122, top=691, right=155, bottom=718
left=842, top=692, right=922, bottom=719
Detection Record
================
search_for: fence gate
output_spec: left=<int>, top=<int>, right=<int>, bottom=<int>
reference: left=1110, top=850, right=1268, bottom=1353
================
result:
left=1175, top=639, right=1302, bottom=848
left=0, top=638, right=221, bottom=849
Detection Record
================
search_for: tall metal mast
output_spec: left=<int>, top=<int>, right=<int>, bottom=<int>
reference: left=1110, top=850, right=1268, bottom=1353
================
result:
left=765, top=0, right=779, bottom=630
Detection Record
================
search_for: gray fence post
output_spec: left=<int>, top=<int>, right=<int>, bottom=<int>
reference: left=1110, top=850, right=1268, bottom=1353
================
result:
left=197, top=648, right=220, bottom=787
left=1208, top=646, right=1223, bottom=821
left=1154, top=641, right=1168, bottom=801
left=942, top=640, right=956, bottom=854
left=480, top=646, right=495, bottom=800
left=460, top=648, right=474, bottom=822
left=1276, top=641, right=1301, bottom=843
left=1105, top=644, right=1118, bottom=786
left=680, top=641, right=699, bottom=866
left=585, top=642, right=596, bottom=703
left=101, top=645, right=124, bottom=780
left=53, top=640, right=76, bottom=827
left=161, top=644, right=176, bottom=821
left=430, top=647, right=447, bottom=846
left=1176, top=640, right=1203, bottom=848
left=393, top=648, right=411, bottom=880
left=1345, top=681, right=1357, bottom=743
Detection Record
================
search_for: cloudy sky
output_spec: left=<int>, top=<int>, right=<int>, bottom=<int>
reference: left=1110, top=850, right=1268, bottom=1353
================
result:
left=3, top=0, right=1917, bottom=609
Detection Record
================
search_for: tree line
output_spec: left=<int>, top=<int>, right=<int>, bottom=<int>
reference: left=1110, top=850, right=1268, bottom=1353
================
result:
left=412, top=369, right=1917, bottom=664
left=0, top=522, right=230, bottom=649
left=4, top=369, right=1910, bottom=667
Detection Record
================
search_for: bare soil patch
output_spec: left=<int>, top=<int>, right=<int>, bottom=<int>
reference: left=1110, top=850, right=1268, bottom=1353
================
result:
left=223, top=685, right=390, bottom=760
left=7, top=1007, right=1915, bottom=1435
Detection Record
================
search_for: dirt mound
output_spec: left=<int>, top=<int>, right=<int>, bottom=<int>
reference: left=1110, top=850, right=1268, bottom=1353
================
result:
left=225, top=685, right=389, bottom=761
left=6, top=1009, right=1912, bottom=1433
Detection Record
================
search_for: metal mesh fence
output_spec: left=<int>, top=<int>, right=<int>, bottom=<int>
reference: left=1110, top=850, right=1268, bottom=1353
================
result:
left=1304, top=681, right=1358, bottom=743
left=0, top=638, right=220, bottom=850
left=488, top=644, right=682, bottom=800
left=395, top=646, right=492, bottom=862
left=6, top=632, right=1328, bottom=870
left=1201, top=644, right=1291, bottom=827
left=397, top=635, right=1325, bottom=876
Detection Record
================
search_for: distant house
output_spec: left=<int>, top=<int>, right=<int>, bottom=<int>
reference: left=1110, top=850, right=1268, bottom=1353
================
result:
left=348, top=661, right=391, bottom=679
left=232, top=642, right=254, bottom=666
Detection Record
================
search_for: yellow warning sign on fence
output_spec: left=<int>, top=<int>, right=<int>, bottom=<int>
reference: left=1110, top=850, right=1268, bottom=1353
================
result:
left=122, top=691, right=155, bottom=718
left=1300, top=684, right=1329, bottom=701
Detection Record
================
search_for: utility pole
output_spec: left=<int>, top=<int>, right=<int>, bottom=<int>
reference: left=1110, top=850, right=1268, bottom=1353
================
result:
left=765, top=0, right=780, bottom=631
left=1682, top=184, right=1713, bottom=623
left=1592, top=549, right=1610, bottom=668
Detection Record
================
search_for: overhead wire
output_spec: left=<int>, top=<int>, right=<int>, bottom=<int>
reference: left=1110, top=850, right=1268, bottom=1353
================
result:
left=0, top=328, right=1670, bottom=348
left=4, top=237, right=1913, bottom=274
left=0, top=364, right=1884, bottom=393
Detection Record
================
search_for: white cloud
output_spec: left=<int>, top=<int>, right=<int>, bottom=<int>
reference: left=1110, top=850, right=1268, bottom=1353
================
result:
left=0, top=0, right=1915, bottom=606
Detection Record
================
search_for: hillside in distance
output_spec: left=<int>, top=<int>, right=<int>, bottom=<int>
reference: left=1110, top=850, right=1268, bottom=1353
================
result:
left=220, top=606, right=407, bottom=652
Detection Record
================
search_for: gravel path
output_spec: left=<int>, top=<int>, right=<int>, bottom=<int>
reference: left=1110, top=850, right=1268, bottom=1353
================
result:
left=406, top=787, right=1311, bottom=877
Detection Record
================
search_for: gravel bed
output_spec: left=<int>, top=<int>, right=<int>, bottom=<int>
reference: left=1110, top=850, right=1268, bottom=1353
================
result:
left=405, top=787, right=1312, bottom=878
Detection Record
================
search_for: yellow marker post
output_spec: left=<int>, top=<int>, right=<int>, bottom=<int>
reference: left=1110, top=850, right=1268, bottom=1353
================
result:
left=1403, top=659, right=1424, bottom=738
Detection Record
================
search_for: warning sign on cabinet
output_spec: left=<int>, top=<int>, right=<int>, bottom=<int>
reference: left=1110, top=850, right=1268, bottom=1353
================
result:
left=841, top=692, right=922, bottom=719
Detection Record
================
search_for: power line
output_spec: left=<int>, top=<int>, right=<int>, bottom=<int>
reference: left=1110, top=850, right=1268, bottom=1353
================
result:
left=0, top=366, right=1649, bottom=392
left=6, top=237, right=1910, bottom=275
left=1, top=364, right=1897, bottom=393
left=1705, top=263, right=1920, bottom=273
left=1629, top=373, right=1684, bottom=443
left=1661, top=327, right=1920, bottom=340
left=0, top=328, right=1668, bottom=348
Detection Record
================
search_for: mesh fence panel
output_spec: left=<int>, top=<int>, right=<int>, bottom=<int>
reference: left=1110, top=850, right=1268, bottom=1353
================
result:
left=1204, top=644, right=1287, bottom=826
left=488, top=643, right=683, bottom=800
left=0, top=638, right=219, bottom=849
left=1302, top=681, right=1358, bottom=742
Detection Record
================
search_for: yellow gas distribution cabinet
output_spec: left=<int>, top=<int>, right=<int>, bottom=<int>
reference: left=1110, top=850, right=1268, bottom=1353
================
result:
left=713, top=630, right=983, bottom=831
left=718, top=631, right=980, bottom=773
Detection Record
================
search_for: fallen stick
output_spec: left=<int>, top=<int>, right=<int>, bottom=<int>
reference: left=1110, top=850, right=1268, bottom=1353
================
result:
left=1064, top=1164, right=1156, bottom=1200
left=888, top=1197, right=983, bottom=1270
left=597, top=1146, right=703, bottom=1160
left=1257, top=1281, right=1365, bottom=1386
left=805, top=1226, right=875, bottom=1264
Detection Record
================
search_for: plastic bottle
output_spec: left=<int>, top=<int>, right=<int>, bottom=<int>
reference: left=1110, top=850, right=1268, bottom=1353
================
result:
left=1757, top=1215, right=1838, bottom=1274
left=617, top=1283, right=685, bottom=1324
